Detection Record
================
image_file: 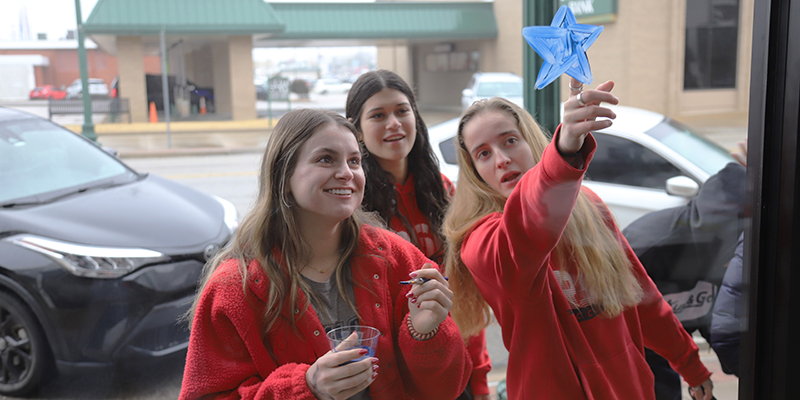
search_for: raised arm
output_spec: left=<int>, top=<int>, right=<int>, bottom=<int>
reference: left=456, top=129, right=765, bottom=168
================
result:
left=461, top=79, right=618, bottom=300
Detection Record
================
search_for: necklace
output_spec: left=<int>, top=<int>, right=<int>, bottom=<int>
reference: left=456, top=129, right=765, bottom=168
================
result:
left=306, top=260, right=337, bottom=274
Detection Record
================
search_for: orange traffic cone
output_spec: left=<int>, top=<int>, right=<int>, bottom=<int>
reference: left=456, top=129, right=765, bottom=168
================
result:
left=149, top=101, right=158, bottom=123
left=199, top=97, right=207, bottom=115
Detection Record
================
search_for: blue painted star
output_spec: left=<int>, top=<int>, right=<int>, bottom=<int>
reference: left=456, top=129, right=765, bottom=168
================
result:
left=522, top=6, right=603, bottom=90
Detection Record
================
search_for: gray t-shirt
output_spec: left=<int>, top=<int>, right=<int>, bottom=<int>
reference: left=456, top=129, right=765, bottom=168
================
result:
left=304, top=272, right=371, bottom=400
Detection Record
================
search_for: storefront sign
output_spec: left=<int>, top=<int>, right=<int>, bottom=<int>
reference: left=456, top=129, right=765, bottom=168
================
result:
left=558, top=0, right=617, bottom=24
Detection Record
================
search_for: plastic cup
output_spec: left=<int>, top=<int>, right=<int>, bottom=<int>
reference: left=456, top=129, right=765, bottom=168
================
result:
left=326, top=325, right=381, bottom=365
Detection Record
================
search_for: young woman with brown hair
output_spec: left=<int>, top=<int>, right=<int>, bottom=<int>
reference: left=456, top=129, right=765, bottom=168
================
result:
left=346, top=69, right=492, bottom=400
left=180, top=108, right=471, bottom=400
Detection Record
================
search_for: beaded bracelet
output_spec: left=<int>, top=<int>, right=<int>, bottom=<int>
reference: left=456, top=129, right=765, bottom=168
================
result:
left=406, top=315, right=439, bottom=341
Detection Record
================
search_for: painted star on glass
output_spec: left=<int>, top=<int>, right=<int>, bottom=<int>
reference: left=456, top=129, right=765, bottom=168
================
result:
left=522, top=5, right=603, bottom=90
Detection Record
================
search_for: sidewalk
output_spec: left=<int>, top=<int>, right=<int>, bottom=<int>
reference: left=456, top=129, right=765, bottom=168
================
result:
left=66, top=109, right=746, bottom=159
left=66, top=110, right=463, bottom=158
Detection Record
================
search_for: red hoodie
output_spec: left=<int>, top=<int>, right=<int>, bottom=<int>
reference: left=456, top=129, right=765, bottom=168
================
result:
left=389, top=173, right=455, bottom=264
left=460, top=135, right=711, bottom=399
left=389, top=172, right=492, bottom=396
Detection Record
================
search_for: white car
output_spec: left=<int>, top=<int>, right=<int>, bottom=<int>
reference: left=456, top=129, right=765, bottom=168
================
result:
left=65, top=78, right=110, bottom=99
left=428, top=105, right=736, bottom=229
left=312, top=78, right=353, bottom=95
left=461, top=72, right=525, bottom=113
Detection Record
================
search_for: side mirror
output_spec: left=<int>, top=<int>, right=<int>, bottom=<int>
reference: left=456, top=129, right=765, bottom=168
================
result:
left=462, top=88, right=473, bottom=98
left=665, top=176, right=700, bottom=198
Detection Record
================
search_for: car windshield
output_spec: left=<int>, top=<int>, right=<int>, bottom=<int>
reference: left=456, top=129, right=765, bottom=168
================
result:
left=0, top=118, right=135, bottom=204
left=645, top=118, right=736, bottom=175
left=476, top=81, right=523, bottom=97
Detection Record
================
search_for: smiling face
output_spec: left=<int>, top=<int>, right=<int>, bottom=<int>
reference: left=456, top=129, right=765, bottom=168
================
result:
left=288, top=123, right=365, bottom=228
left=461, top=110, right=536, bottom=198
left=358, top=88, right=417, bottom=181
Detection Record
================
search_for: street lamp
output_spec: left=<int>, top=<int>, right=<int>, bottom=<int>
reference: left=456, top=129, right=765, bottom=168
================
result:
left=523, top=0, right=561, bottom=136
left=74, top=0, right=97, bottom=142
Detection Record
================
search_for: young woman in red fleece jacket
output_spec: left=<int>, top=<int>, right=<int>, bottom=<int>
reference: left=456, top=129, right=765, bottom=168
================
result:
left=180, top=109, right=472, bottom=400
left=442, top=80, right=715, bottom=400
left=346, top=69, right=491, bottom=400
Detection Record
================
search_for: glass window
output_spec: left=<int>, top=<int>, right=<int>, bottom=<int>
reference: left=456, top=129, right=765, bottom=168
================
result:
left=684, top=0, right=740, bottom=89
left=439, top=136, right=458, bottom=165
left=475, top=81, right=523, bottom=97
left=586, top=133, right=683, bottom=190
left=645, top=118, right=736, bottom=175
left=0, top=119, right=133, bottom=204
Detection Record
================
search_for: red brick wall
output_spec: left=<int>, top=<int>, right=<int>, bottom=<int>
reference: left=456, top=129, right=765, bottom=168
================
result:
left=0, top=48, right=161, bottom=88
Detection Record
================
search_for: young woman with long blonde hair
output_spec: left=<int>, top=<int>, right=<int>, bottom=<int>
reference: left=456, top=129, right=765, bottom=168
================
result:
left=180, top=109, right=471, bottom=400
left=443, top=79, right=714, bottom=400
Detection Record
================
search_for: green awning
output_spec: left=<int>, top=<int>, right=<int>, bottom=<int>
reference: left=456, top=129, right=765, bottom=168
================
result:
left=84, top=0, right=285, bottom=35
left=270, top=2, right=497, bottom=40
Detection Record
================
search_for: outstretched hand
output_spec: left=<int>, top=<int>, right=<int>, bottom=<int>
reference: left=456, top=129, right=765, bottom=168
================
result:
left=689, top=379, right=714, bottom=400
left=407, top=263, right=453, bottom=335
left=559, top=77, right=619, bottom=154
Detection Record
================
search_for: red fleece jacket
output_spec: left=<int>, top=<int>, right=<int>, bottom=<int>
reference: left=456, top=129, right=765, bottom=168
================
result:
left=180, top=226, right=472, bottom=400
left=390, top=172, right=492, bottom=395
left=460, top=135, right=711, bottom=400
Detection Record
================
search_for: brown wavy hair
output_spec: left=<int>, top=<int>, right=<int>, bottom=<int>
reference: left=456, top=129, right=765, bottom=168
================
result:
left=443, top=98, right=643, bottom=339
left=185, top=109, right=370, bottom=334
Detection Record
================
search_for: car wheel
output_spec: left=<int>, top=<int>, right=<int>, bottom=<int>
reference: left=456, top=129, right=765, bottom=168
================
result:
left=0, top=291, right=51, bottom=397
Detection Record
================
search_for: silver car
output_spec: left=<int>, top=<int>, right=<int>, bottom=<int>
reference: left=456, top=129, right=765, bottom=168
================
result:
left=461, top=72, right=524, bottom=113
left=429, top=105, right=735, bottom=229
left=65, top=78, right=110, bottom=99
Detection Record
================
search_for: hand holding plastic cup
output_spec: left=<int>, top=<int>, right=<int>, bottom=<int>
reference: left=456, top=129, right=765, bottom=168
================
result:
left=326, top=325, right=380, bottom=365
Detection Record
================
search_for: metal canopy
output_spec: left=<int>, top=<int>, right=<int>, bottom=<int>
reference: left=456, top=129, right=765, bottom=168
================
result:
left=84, top=1, right=498, bottom=51
left=269, top=2, right=497, bottom=40
left=83, top=0, right=286, bottom=36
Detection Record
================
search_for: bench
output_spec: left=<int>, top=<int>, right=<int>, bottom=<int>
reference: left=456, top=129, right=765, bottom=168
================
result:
left=48, top=98, right=131, bottom=123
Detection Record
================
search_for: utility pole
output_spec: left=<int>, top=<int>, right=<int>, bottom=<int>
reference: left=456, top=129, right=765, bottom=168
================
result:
left=160, top=29, right=172, bottom=148
left=523, top=0, right=560, bottom=136
left=74, top=0, right=96, bottom=141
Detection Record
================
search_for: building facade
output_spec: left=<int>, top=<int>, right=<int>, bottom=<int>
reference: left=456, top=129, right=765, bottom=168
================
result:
left=379, top=0, right=754, bottom=119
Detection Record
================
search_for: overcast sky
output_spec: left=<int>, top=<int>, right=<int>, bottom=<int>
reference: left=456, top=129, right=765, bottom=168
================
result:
left=1, top=0, right=99, bottom=41
left=1, top=0, right=375, bottom=62
left=1, top=0, right=374, bottom=42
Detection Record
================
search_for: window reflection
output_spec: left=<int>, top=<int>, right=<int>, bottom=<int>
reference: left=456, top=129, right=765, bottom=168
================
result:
left=684, top=0, right=741, bottom=89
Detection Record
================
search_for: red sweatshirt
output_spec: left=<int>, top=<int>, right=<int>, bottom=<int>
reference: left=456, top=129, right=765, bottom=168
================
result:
left=390, top=172, right=492, bottom=395
left=460, top=135, right=711, bottom=400
left=389, top=173, right=455, bottom=264
left=180, top=225, right=472, bottom=400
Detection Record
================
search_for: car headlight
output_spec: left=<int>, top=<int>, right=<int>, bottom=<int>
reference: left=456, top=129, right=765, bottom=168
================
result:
left=4, top=235, right=169, bottom=279
left=213, top=195, right=239, bottom=235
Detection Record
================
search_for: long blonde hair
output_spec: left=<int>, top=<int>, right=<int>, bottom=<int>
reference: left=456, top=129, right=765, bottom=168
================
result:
left=443, top=98, right=643, bottom=339
left=185, top=109, right=368, bottom=334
